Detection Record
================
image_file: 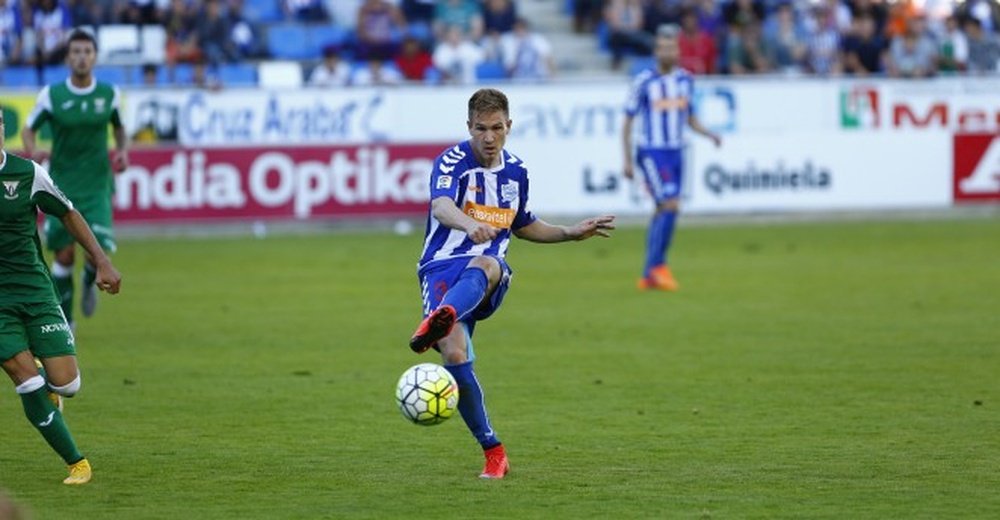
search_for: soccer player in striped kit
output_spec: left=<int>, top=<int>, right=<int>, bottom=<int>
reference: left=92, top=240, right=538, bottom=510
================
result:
left=409, top=88, right=615, bottom=479
left=622, top=24, right=721, bottom=291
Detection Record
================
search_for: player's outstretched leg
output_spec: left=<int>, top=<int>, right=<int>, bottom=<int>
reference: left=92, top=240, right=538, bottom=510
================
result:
left=50, top=261, right=75, bottom=326
left=15, top=375, right=89, bottom=484
left=445, top=361, right=508, bottom=479
left=411, top=266, right=490, bottom=353
left=81, top=262, right=98, bottom=318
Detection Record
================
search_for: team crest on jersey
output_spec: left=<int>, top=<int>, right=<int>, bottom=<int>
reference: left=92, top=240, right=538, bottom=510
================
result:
left=500, top=181, right=519, bottom=203
left=3, top=180, right=19, bottom=200
left=94, top=98, right=107, bottom=113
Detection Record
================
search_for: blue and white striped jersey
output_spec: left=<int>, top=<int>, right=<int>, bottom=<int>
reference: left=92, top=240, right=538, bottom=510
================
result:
left=418, top=140, right=537, bottom=270
left=624, top=67, right=696, bottom=150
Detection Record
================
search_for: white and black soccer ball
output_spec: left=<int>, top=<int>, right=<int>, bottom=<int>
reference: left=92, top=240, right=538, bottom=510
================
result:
left=395, top=363, right=459, bottom=426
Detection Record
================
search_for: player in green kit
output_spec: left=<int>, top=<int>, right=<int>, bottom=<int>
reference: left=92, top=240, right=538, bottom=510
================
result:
left=22, top=29, right=129, bottom=328
left=1, top=109, right=123, bottom=484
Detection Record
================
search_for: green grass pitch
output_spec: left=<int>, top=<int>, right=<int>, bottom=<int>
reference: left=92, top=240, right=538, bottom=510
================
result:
left=1, top=216, right=998, bottom=519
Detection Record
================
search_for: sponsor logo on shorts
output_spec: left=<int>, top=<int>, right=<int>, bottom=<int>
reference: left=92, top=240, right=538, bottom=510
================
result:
left=40, top=322, right=72, bottom=334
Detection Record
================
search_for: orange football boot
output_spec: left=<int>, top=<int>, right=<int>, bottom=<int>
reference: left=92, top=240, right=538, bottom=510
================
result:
left=409, top=305, right=457, bottom=353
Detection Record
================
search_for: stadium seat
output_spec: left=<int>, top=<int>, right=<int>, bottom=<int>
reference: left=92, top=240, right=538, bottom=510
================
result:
left=171, top=64, right=195, bottom=85
left=93, top=65, right=129, bottom=85
left=218, top=63, right=258, bottom=86
left=628, top=57, right=656, bottom=76
left=244, top=0, right=283, bottom=23
left=309, top=25, right=351, bottom=50
left=267, top=25, right=314, bottom=60
left=0, top=66, right=39, bottom=88
left=42, top=66, right=66, bottom=85
left=258, top=61, right=303, bottom=88
left=475, top=61, right=507, bottom=81
left=140, top=25, right=168, bottom=64
left=97, top=25, right=142, bottom=65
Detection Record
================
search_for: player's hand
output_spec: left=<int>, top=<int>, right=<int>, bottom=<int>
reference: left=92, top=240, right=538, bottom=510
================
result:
left=623, top=163, right=635, bottom=180
left=466, top=222, right=499, bottom=244
left=31, top=150, right=50, bottom=164
left=569, top=215, right=616, bottom=240
left=710, top=133, right=722, bottom=148
left=95, top=261, right=122, bottom=295
left=111, top=150, right=130, bottom=173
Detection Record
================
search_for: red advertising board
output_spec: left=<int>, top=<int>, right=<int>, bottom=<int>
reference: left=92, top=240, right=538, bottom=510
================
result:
left=953, top=133, right=1000, bottom=203
left=115, top=144, right=447, bottom=223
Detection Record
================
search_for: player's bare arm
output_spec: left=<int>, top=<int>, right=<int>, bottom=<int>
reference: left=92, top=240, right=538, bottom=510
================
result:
left=622, top=115, right=635, bottom=179
left=111, top=124, right=130, bottom=173
left=20, top=127, right=49, bottom=164
left=689, top=116, right=722, bottom=147
left=431, top=196, right=498, bottom=244
left=514, top=215, right=616, bottom=243
left=60, top=210, right=122, bottom=294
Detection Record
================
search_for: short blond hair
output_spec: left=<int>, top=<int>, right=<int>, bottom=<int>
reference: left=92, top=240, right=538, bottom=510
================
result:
left=468, top=88, right=509, bottom=120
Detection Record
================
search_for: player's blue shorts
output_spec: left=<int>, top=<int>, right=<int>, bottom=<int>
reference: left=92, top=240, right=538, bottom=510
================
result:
left=418, top=255, right=513, bottom=324
left=636, top=147, right=683, bottom=203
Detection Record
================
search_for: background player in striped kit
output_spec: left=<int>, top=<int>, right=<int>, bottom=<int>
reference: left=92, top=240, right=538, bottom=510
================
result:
left=622, top=24, right=722, bottom=291
left=409, top=88, right=615, bottom=479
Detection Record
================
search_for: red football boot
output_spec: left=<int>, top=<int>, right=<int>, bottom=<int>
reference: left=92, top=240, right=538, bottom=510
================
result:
left=479, top=444, right=510, bottom=479
left=409, top=305, right=457, bottom=354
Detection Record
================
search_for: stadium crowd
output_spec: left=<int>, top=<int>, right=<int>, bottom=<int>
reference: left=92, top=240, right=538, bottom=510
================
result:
left=1, top=0, right=998, bottom=87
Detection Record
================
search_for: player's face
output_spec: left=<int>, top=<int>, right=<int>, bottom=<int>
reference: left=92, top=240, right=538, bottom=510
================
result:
left=467, top=110, right=511, bottom=167
left=66, top=40, right=97, bottom=78
left=655, top=37, right=679, bottom=68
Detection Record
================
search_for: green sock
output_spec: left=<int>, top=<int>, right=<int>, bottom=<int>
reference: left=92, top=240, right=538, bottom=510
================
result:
left=19, top=386, right=83, bottom=464
left=83, top=264, right=97, bottom=286
left=52, top=274, right=74, bottom=325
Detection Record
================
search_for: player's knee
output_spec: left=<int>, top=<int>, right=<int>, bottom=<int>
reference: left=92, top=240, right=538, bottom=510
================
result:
left=49, top=374, right=81, bottom=397
left=14, top=375, right=46, bottom=395
left=468, top=256, right=501, bottom=281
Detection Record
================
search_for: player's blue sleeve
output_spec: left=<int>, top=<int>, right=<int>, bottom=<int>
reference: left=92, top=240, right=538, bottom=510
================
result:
left=511, top=169, right=537, bottom=230
left=685, top=74, right=696, bottom=119
left=429, top=147, right=464, bottom=201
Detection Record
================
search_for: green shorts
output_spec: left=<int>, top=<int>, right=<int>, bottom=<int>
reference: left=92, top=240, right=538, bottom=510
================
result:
left=45, top=195, right=116, bottom=253
left=0, top=301, right=77, bottom=363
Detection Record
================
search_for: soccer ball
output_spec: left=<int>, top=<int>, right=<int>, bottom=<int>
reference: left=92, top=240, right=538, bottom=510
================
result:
left=395, top=363, right=459, bottom=426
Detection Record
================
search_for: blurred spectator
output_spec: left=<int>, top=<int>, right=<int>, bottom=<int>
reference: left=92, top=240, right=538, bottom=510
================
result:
left=482, top=0, right=516, bottom=35
left=848, top=0, right=888, bottom=35
left=434, top=0, right=483, bottom=41
left=886, top=15, right=937, bottom=77
left=141, top=62, right=159, bottom=86
left=351, top=57, right=403, bottom=86
left=228, top=0, right=265, bottom=59
left=763, top=2, right=807, bottom=73
left=309, top=44, right=350, bottom=86
left=395, top=35, right=433, bottom=81
left=191, top=59, right=223, bottom=89
left=121, top=0, right=158, bottom=25
left=841, top=12, right=886, bottom=75
left=644, top=0, right=683, bottom=34
left=197, top=0, right=238, bottom=64
left=726, top=21, right=770, bottom=74
left=723, top=0, right=764, bottom=28
left=356, top=0, right=406, bottom=60
left=327, top=0, right=361, bottom=28
left=33, top=0, right=72, bottom=65
left=965, top=17, right=1000, bottom=72
left=573, top=0, right=603, bottom=33
left=823, top=0, right=853, bottom=34
left=284, top=0, right=327, bottom=22
left=678, top=7, right=717, bottom=74
left=67, top=0, right=98, bottom=26
left=402, top=0, right=435, bottom=25
left=805, top=6, right=842, bottom=75
left=937, top=14, right=968, bottom=72
left=605, top=0, right=652, bottom=70
left=1, top=0, right=24, bottom=65
left=696, top=0, right=724, bottom=36
left=164, top=0, right=201, bottom=64
left=432, top=23, right=483, bottom=84
left=885, top=0, right=920, bottom=38
left=500, top=17, right=553, bottom=81
left=957, top=0, right=1000, bottom=34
